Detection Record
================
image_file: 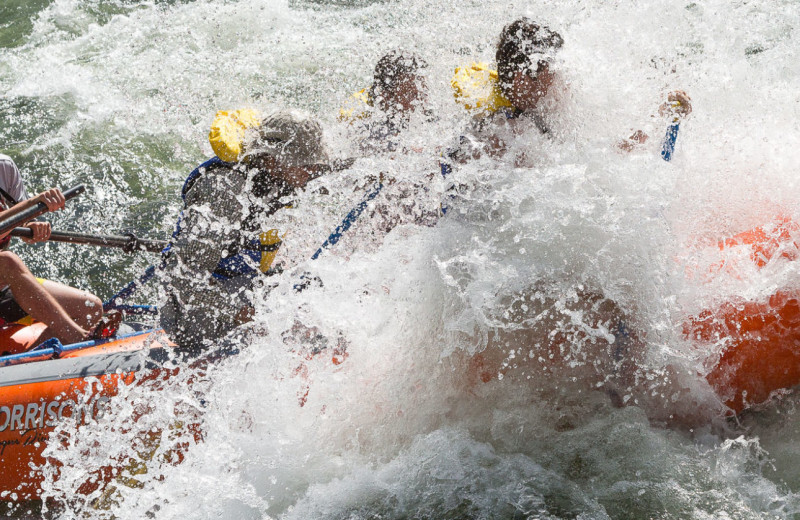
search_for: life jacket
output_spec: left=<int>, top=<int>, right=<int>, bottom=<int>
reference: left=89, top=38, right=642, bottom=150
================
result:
left=452, top=62, right=551, bottom=130
left=170, top=157, right=284, bottom=281
left=338, top=89, right=372, bottom=123
left=208, top=108, right=262, bottom=163
left=451, top=62, right=513, bottom=114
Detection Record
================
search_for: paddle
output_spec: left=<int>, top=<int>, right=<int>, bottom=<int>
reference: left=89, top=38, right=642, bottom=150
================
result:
left=660, top=123, right=680, bottom=162
left=0, top=185, right=85, bottom=236
left=106, top=175, right=387, bottom=308
left=9, top=228, right=168, bottom=254
left=310, top=175, right=384, bottom=260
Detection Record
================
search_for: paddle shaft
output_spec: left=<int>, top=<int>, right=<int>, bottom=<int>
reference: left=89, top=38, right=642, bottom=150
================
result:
left=661, top=123, right=680, bottom=162
left=10, top=227, right=168, bottom=254
left=311, top=178, right=383, bottom=260
left=0, top=185, right=85, bottom=236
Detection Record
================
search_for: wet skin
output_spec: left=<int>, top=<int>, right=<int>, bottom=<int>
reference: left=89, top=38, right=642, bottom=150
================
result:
left=378, top=74, right=427, bottom=114
left=507, top=63, right=556, bottom=111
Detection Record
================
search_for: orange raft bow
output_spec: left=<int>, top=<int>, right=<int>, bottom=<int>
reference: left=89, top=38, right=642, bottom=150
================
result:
left=684, top=216, right=800, bottom=413
left=0, top=323, right=176, bottom=501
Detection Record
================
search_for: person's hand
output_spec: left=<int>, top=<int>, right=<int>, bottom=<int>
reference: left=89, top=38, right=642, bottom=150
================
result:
left=35, top=188, right=66, bottom=212
left=617, top=129, right=649, bottom=152
left=22, top=221, right=51, bottom=243
left=659, top=90, right=692, bottom=120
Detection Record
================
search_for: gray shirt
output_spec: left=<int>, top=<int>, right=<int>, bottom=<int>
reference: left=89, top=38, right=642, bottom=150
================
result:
left=160, top=163, right=249, bottom=348
left=159, top=162, right=292, bottom=348
left=0, top=154, right=29, bottom=204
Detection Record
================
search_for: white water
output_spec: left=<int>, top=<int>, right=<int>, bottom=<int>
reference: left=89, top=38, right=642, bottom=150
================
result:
left=3, top=0, right=800, bottom=517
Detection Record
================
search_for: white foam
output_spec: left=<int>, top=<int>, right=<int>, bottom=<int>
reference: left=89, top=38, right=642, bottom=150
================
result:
left=4, top=0, right=799, bottom=517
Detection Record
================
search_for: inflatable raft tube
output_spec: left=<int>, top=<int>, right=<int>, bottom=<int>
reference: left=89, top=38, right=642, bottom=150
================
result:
left=0, top=322, right=176, bottom=500
left=686, top=216, right=800, bottom=412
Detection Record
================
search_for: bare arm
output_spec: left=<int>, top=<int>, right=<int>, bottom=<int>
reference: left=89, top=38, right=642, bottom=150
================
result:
left=0, top=189, right=65, bottom=240
left=618, top=90, right=693, bottom=152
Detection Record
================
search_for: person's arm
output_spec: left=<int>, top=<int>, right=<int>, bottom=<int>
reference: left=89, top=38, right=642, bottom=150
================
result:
left=447, top=113, right=510, bottom=165
left=0, top=189, right=65, bottom=240
left=618, top=90, right=692, bottom=152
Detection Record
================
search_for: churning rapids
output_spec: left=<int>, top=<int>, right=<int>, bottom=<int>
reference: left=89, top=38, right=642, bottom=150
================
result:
left=2, top=0, right=800, bottom=518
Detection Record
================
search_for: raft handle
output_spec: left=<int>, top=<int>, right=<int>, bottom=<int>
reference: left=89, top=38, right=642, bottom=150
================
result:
left=33, top=337, right=64, bottom=357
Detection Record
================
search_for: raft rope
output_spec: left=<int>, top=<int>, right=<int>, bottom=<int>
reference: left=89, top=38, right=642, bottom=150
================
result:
left=103, top=265, right=158, bottom=313
left=310, top=176, right=384, bottom=260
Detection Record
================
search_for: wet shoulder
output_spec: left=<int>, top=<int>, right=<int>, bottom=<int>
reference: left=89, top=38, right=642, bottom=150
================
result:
left=0, top=154, right=23, bottom=197
left=0, top=154, right=19, bottom=178
left=185, top=164, right=246, bottom=206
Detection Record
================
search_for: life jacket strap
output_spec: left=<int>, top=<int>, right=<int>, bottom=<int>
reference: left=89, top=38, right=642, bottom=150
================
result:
left=259, top=241, right=282, bottom=253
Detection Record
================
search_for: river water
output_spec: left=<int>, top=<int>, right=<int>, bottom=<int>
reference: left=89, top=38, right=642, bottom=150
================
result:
left=2, top=0, right=800, bottom=518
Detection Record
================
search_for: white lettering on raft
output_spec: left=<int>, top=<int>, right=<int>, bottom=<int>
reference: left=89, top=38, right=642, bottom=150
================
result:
left=10, top=404, right=23, bottom=431
left=0, top=397, right=112, bottom=433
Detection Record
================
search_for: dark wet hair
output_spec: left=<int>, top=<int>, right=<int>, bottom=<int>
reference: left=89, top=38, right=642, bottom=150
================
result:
left=496, top=18, right=563, bottom=98
left=368, top=50, right=428, bottom=103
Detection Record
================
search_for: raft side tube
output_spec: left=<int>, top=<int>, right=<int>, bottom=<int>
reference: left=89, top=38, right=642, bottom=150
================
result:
left=0, top=350, right=55, bottom=368
left=0, top=340, right=172, bottom=389
left=0, top=328, right=164, bottom=369
left=58, top=328, right=162, bottom=355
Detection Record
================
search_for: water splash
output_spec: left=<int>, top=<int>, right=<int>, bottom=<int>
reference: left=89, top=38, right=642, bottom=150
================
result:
left=2, top=0, right=800, bottom=517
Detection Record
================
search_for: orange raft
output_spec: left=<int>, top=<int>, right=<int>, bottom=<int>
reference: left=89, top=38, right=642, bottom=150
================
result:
left=0, top=322, right=176, bottom=501
left=685, top=216, right=800, bottom=413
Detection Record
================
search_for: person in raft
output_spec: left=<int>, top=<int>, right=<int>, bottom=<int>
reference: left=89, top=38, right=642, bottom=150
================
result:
left=443, top=21, right=702, bottom=423
left=160, top=111, right=342, bottom=350
left=353, top=49, right=431, bottom=155
left=0, top=154, right=104, bottom=346
left=448, top=18, right=692, bottom=164
left=350, top=50, right=441, bottom=236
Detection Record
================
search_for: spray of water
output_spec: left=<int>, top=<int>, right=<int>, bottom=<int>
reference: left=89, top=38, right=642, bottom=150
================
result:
left=3, top=0, right=800, bottom=517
